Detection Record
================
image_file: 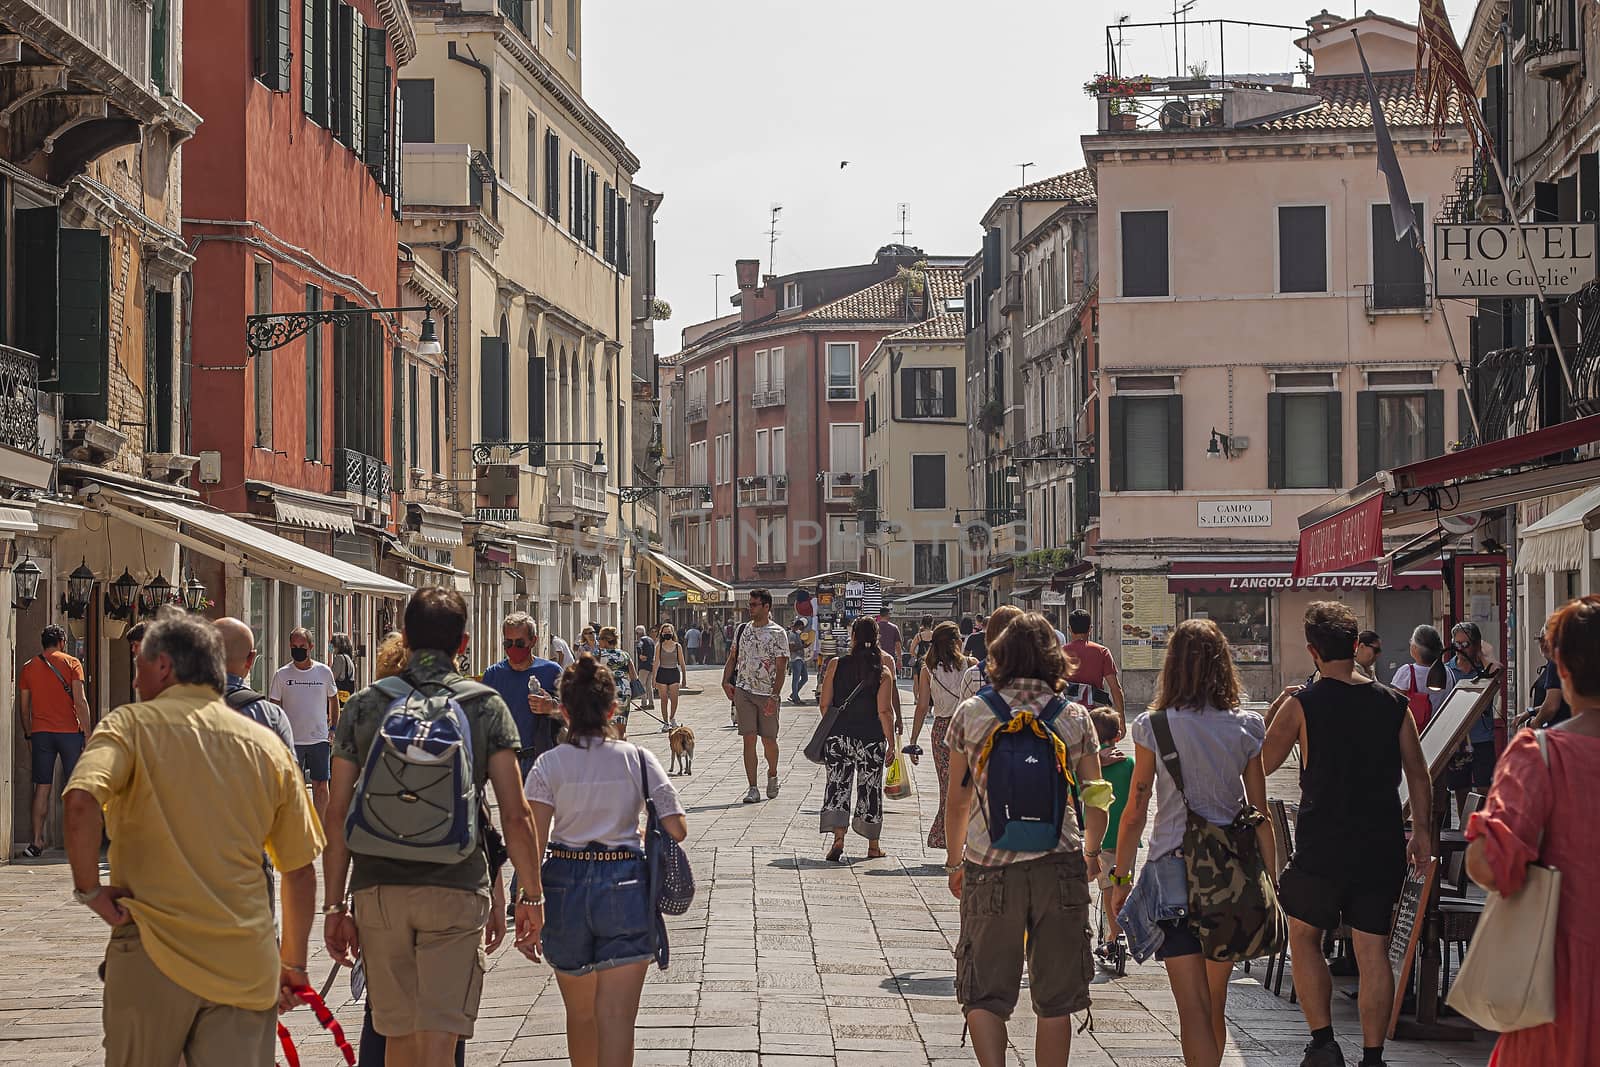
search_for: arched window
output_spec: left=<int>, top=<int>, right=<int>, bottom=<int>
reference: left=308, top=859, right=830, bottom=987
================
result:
left=557, top=345, right=569, bottom=441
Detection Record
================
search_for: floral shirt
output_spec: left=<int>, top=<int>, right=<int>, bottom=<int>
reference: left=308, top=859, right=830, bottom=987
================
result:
left=596, top=647, right=633, bottom=687
left=733, top=620, right=790, bottom=698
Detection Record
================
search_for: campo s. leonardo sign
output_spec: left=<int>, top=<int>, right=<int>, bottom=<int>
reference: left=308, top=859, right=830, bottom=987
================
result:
left=1434, top=222, right=1597, bottom=298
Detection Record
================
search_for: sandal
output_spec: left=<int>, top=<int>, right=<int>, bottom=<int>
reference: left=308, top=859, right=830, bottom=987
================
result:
left=866, top=847, right=886, bottom=860
left=826, top=842, right=845, bottom=863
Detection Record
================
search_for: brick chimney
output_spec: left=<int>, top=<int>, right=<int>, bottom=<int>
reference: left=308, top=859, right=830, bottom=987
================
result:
left=1305, top=8, right=1341, bottom=34
left=736, top=258, right=777, bottom=323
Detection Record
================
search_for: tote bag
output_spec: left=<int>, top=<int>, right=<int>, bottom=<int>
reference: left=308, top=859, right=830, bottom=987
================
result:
left=1445, top=730, right=1560, bottom=1032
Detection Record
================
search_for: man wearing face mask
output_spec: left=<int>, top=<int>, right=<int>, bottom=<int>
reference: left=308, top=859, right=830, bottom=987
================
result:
left=269, top=627, right=339, bottom=825
left=481, top=612, right=563, bottom=780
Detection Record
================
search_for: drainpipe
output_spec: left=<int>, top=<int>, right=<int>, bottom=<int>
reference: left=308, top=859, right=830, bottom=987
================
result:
left=448, top=42, right=497, bottom=218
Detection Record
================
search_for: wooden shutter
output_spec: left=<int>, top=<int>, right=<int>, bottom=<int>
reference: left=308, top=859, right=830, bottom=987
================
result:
left=302, top=0, right=315, bottom=114
left=528, top=355, right=546, bottom=443
left=545, top=132, right=559, bottom=218
left=1425, top=389, right=1445, bottom=458
left=900, top=367, right=914, bottom=419
left=1278, top=206, right=1327, bottom=293
left=1165, top=393, right=1183, bottom=491
left=1108, top=395, right=1127, bottom=491
left=941, top=367, right=957, bottom=417
left=272, top=0, right=291, bottom=90
left=1267, top=391, right=1285, bottom=489
left=568, top=153, right=578, bottom=234
left=390, top=77, right=402, bottom=217
left=1356, top=390, right=1378, bottom=481
left=602, top=183, right=614, bottom=263
left=1580, top=153, right=1598, bottom=222
left=617, top=196, right=629, bottom=274
left=480, top=338, right=507, bottom=441
left=347, top=8, right=364, bottom=150
left=1120, top=211, right=1169, bottom=298
left=362, top=29, right=388, bottom=170
left=16, top=207, right=58, bottom=379
left=58, top=230, right=109, bottom=420
left=1324, top=391, right=1343, bottom=489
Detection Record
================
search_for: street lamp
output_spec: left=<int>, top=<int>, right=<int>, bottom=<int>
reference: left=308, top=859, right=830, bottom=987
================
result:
left=140, top=572, right=174, bottom=616
left=11, top=557, right=41, bottom=609
left=105, top=568, right=140, bottom=620
left=63, top=560, right=96, bottom=619
left=592, top=442, right=608, bottom=476
left=417, top=309, right=442, bottom=357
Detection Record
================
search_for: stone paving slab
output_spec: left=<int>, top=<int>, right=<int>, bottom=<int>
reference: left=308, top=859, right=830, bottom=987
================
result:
left=0, top=668, right=1490, bottom=1065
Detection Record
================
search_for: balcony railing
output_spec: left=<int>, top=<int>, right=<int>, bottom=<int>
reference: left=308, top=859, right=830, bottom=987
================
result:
left=1361, top=281, right=1432, bottom=317
left=0, top=345, right=42, bottom=457
left=1528, top=0, right=1581, bottom=79
left=1000, top=271, right=1022, bottom=314
left=685, top=397, right=707, bottom=423
left=737, top=474, right=788, bottom=507
left=667, top=489, right=710, bottom=516
left=333, top=448, right=392, bottom=501
left=545, top=459, right=608, bottom=526
left=499, top=0, right=530, bottom=34
left=36, top=0, right=151, bottom=87
left=475, top=506, right=520, bottom=524
left=752, top=386, right=786, bottom=409
left=823, top=471, right=859, bottom=504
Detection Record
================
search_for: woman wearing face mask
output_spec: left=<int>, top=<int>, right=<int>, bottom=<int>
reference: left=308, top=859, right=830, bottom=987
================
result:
left=1444, top=621, right=1500, bottom=823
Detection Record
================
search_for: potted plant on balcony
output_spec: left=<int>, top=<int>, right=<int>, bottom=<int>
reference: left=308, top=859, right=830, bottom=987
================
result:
left=977, top=400, right=1005, bottom=435
left=1085, top=73, right=1151, bottom=130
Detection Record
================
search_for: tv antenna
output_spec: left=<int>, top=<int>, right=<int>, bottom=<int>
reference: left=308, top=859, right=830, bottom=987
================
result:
left=895, top=203, right=912, bottom=244
left=713, top=273, right=723, bottom=314
left=766, top=204, right=783, bottom=274
left=1018, top=162, right=1036, bottom=189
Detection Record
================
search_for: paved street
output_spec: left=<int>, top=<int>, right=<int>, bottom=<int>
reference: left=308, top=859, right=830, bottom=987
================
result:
left=0, top=668, right=1490, bottom=1066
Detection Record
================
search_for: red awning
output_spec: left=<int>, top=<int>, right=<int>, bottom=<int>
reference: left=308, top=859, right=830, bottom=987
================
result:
left=1389, top=413, right=1600, bottom=492
left=1292, top=493, right=1385, bottom=579
left=1171, top=557, right=1441, bottom=594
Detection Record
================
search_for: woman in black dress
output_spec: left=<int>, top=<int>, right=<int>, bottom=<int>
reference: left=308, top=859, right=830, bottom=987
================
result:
left=815, top=617, right=896, bottom=862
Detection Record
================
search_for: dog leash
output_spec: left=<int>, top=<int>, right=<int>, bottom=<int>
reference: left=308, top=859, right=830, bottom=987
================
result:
left=276, top=983, right=355, bottom=1067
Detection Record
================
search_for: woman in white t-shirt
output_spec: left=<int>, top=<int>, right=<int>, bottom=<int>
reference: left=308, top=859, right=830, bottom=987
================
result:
left=905, top=621, right=972, bottom=849
left=523, top=653, right=687, bottom=1067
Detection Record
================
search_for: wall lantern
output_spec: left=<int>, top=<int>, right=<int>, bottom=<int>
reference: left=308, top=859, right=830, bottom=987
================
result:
left=63, top=559, right=97, bottom=619
left=105, top=568, right=140, bottom=620
left=140, top=572, right=174, bottom=616
left=11, top=557, right=41, bottom=609
left=182, top=572, right=209, bottom=613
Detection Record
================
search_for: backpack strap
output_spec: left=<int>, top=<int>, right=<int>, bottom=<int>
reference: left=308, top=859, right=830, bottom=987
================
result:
left=1038, top=694, right=1069, bottom=726
left=372, top=674, right=497, bottom=703
left=225, top=686, right=267, bottom=710
left=1147, top=708, right=1188, bottom=797
left=371, top=676, right=414, bottom=702
left=975, top=684, right=1011, bottom=724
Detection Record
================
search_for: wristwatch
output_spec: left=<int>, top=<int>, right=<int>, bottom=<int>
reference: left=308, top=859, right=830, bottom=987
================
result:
left=1106, top=866, right=1134, bottom=887
left=322, top=902, right=349, bottom=916
left=72, top=886, right=104, bottom=907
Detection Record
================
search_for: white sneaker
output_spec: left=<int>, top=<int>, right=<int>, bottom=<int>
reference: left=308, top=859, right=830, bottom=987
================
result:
left=742, top=786, right=761, bottom=804
left=767, top=775, right=780, bottom=799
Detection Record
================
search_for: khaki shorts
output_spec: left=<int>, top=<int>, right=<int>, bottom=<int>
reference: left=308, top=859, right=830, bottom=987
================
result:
left=102, top=923, right=276, bottom=1067
left=733, top=687, right=780, bottom=739
left=354, top=885, right=491, bottom=1038
left=955, top=851, right=1094, bottom=1021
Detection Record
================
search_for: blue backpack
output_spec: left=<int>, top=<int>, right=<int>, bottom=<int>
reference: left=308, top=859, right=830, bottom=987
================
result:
left=344, top=675, right=492, bottom=864
left=973, top=685, right=1074, bottom=853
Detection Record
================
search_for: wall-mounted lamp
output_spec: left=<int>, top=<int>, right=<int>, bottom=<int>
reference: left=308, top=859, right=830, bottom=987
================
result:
left=11, top=557, right=41, bottom=609
left=63, top=559, right=96, bottom=619
left=417, top=309, right=442, bottom=357
left=105, top=568, right=140, bottom=620
left=140, top=572, right=174, bottom=616
left=1205, top=428, right=1244, bottom=460
left=182, top=572, right=209, bottom=613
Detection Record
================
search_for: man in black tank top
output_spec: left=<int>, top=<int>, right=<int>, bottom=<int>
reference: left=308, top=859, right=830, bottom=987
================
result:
left=1261, top=602, right=1433, bottom=1067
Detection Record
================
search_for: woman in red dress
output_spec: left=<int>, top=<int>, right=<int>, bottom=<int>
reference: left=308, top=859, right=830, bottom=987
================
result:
left=1466, top=594, right=1600, bottom=1066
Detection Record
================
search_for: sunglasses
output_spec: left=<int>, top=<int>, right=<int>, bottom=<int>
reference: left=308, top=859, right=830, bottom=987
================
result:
left=503, top=639, right=531, bottom=650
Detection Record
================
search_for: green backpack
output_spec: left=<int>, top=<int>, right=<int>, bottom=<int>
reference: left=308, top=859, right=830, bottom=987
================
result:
left=1149, top=709, right=1287, bottom=963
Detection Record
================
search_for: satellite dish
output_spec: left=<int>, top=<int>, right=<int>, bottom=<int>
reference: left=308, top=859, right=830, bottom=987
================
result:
left=1440, top=513, right=1482, bottom=535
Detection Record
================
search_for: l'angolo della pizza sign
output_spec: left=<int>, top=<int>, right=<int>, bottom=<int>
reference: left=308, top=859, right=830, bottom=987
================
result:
left=1434, top=223, right=1597, bottom=298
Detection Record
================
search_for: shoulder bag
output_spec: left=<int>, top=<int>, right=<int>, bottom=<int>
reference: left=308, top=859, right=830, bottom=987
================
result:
left=637, top=745, right=695, bottom=968
left=1445, top=730, right=1559, bottom=1032
left=1148, top=709, right=1286, bottom=963
left=803, top=669, right=869, bottom=765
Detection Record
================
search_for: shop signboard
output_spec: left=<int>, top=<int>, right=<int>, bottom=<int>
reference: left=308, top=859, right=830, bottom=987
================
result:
left=1293, top=494, right=1384, bottom=579
left=1117, top=573, right=1174, bottom=670
left=1434, top=222, right=1598, bottom=298
left=1041, top=589, right=1067, bottom=607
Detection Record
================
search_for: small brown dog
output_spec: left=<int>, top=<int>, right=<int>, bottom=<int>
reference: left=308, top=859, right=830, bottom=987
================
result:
left=668, top=725, right=696, bottom=775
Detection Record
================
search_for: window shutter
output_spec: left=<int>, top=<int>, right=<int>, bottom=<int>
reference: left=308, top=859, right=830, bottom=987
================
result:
left=618, top=197, right=629, bottom=274
left=941, top=367, right=957, bottom=417
left=480, top=338, right=507, bottom=441
left=390, top=77, right=402, bottom=217
left=1165, top=393, right=1184, bottom=491
left=1325, top=391, right=1343, bottom=489
left=302, top=0, right=315, bottom=114
left=1425, top=388, right=1445, bottom=458
left=528, top=355, right=546, bottom=443
left=1108, top=395, right=1127, bottom=491
left=1267, top=392, right=1285, bottom=489
left=1356, top=390, right=1378, bottom=481
left=273, top=0, right=291, bottom=89
left=545, top=132, right=559, bottom=218
left=362, top=29, right=388, bottom=170
left=900, top=368, right=914, bottom=419
left=347, top=9, right=364, bottom=150
left=16, top=207, right=58, bottom=380
left=58, top=229, right=109, bottom=420
left=568, top=153, right=578, bottom=235
left=587, top=170, right=598, bottom=249
left=602, top=184, right=614, bottom=263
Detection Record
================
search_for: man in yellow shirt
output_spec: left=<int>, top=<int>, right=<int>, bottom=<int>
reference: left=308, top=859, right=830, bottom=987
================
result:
left=63, top=608, right=325, bottom=1067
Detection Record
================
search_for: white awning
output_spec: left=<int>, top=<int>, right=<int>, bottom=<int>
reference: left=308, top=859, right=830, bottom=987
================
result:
left=97, top=487, right=412, bottom=597
left=0, top=505, right=37, bottom=533
left=0, top=443, right=51, bottom=490
left=1516, top=484, right=1600, bottom=575
left=274, top=497, right=356, bottom=533
left=641, top=548, right=729, bottom=596
left=516, top=536, right=558, bottom=567
left=407, top=503, right=466, bottom=546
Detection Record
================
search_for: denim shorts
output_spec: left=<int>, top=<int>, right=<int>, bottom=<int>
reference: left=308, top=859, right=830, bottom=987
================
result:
left=540, top=847, right=654, bottom=976
left=31, top=731, right=84, bottom=786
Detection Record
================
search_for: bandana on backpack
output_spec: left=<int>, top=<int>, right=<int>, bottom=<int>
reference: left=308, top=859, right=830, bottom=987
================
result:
left=975, top=709, right=1073, bottom=786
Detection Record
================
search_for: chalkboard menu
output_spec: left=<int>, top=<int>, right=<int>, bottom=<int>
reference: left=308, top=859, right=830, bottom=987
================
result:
left=1387, top=858, right=1438, bottom=1038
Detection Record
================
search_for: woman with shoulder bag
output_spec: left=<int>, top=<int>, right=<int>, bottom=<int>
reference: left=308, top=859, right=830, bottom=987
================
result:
left=1463, top=596, right=1600, bottom=1065
left=906, top=621, right=972, bottom=849
left=1109, top=619, right=1275, bottom=1067
left=813, top=618, right=896, bottom=863
left=1390, top=624, right=1446, bottom=730
left=522, top=654, right=688, bottom=1067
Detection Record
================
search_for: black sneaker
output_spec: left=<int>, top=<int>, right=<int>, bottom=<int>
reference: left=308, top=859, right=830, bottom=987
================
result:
left=1300, top=1041, right=1346, bottom=1067
left=19, top=844, right=42, bottom=859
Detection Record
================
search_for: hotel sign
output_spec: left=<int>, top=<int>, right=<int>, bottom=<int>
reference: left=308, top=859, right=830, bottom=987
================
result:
left=1434, top=223, right=1598, bottom=298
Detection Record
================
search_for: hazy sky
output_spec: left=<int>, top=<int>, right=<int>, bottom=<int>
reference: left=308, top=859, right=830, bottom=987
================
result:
left=582, top=1, right=1480, bottom=352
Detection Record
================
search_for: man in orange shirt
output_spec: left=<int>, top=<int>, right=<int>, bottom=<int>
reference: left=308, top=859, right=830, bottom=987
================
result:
left=17, top=625, right=92, bottom=858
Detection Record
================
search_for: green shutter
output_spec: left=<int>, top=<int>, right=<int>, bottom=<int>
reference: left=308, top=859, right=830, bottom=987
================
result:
left=348, top=9, right=364, bottom=151
left=1166, top=393, right=1184, bottom=491
left=58, top=230, right=108, bottom=421
left=1356, top=390, right=1378, bottom=481
left=480, top=338, right=506, bottom=441
left=1425, top=389, right=1445, bottom=458
left=1267, top=391, right=1285, bottom=489
left=941, top=367, right=957, bottom=417
left=362, top=28, right=388, bottom=171
left=899, top=367, right=913, bottom=419
left=545, top=132, right=560, bottom=219
left=528, top=355, right=546, bottom=443
left=16, top=207, right=58, bottom=379
left=274, top=0, right=292, bottom=89
left=1325, top=391, right=1343, bottom=489
left=1108, top=395, right=1127, bottom=491
left=151, top=0, right=169, bottom=92
left=302, top=0, right=315, bottom=114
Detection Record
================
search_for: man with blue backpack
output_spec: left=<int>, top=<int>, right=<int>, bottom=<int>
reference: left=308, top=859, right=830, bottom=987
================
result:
left=322, top=588, right=544, bottom=1067
left=943, top=612, right=1115, bottom=1067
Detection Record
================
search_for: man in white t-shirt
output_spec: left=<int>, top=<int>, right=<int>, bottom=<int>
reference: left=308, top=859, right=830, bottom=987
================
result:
left=269, top=627, right=339, bottom=823
left=683, top=624, right=703, bottom=665
left=549, top=632, right=574, bottom=670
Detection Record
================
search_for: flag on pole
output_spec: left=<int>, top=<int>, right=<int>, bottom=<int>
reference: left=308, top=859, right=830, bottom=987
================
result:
left=1416, top=0, right=1493, bottom=154
left=1353, top=30, right=1417, bottom=247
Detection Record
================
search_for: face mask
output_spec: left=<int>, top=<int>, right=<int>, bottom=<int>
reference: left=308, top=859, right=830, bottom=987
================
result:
left=291, top=647, right=309, bottom=663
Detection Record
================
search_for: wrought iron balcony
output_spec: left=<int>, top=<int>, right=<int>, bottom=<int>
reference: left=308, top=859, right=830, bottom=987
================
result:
left=1527, top=0, right=1581, bottom=80
left=333, top=448, right=392, bottom=501
left=499, top=0, right=530, bottom=35
left=685, top=397, right=707, bottom=423
left=738, top=474, right=787, bottom=507
left=1361, top=281, right=1432, bottom=317
left=0, top=344, right=43, bottom=457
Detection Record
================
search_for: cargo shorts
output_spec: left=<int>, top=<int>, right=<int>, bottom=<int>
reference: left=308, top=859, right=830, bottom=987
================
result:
left=954, top=851, right=1094, bottom=1021
left=353, top=885, right=490, bottom=1038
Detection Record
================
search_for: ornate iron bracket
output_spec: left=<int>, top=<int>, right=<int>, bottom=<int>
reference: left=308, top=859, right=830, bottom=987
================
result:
left=616, top=484, right=711, bottom=505
left=246, top=305, right=432, bottom=354
left=471, top=439, right=602, bottom=467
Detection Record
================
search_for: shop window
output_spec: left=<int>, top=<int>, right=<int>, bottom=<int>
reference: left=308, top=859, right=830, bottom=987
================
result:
left=1188, top=593, right=1271, bottom=663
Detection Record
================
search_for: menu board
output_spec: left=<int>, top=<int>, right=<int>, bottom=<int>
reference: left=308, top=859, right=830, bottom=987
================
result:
left=1387, top=859, right=1438, bottom=1038
left=1118, top=574, right=1175, bottom=670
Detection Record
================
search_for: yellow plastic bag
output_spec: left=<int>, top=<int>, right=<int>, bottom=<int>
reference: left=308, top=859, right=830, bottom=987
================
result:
left=884, top=740, right=914, bottom=800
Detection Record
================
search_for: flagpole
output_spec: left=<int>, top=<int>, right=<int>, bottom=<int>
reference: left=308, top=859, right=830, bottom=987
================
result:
left=1414, top=229, right=1481, bottom=440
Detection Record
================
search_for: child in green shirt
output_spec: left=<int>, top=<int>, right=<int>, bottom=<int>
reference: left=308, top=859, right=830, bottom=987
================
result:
left=1092, top=706, right=1138, bottom=957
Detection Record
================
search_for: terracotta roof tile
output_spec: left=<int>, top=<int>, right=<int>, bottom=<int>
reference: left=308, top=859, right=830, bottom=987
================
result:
left=803, top=266, right=965, bottom=322
left=1255, top=71, right=1458, bottom=132
left=885, top=311, right=966, bottom=343
left=1008, top=166, right=1097, bottom=204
